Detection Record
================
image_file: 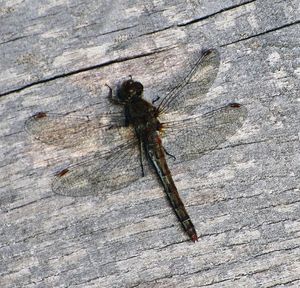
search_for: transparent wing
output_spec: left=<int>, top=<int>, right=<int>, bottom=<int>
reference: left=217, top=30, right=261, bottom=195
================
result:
left=52, top=138, right=142, bottom=196
left=25, top=111, right=142, bottom=196
left=24, top=111, right=126, bottom=148
left=162, top=103, right=247, bottom=162
left=158, top=49, right=220, bottom=115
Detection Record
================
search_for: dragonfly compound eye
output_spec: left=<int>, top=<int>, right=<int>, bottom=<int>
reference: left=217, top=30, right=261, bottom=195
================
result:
left=120, top=79, right=144, bottom=100
left=133, top=81, right=143, bottom=96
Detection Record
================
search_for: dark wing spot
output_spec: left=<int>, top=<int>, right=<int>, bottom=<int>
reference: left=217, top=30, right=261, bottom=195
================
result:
left=56, top=168, right=69, bottom=177
left=33, top=112, right=48, bottom=119
left=229, top=103, right=241, bottom=108
left=202, top=48, right=213, bottom=56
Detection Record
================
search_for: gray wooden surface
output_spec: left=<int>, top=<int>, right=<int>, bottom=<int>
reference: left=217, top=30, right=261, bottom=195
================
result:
left=1, top=1, right=300, bottom=287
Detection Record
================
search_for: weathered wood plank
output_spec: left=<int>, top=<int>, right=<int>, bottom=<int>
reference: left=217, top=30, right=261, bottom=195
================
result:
left=1, top=1, right=299, bottom=287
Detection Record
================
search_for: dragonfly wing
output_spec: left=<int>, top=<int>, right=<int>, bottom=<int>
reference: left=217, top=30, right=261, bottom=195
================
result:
left=24, top=111, right=126, bottom=148
left=158, top=49, right=220, bottom=114
left=162, top=103, right=247, bottom=162
left=52, top=138, right=141, bottom=196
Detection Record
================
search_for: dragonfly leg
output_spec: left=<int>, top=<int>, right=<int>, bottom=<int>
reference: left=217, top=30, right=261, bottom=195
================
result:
left=163, top=147, right=176, bottom=161
left=152, top=96, right=160, bottom=104
left=105, top=83, right=122, bottom=105
left=139, top=139, right=145, bottom=177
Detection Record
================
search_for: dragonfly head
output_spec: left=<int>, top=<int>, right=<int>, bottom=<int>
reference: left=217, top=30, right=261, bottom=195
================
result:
left=118, top=77, right=144, bottom=101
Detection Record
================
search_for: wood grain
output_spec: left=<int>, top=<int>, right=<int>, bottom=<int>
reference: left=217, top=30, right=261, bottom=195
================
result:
left=1, top=1, right=299, bottom=287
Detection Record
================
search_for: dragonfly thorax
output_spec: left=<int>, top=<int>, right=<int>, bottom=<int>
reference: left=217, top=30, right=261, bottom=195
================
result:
left=125, top=97, right=160, bottom=138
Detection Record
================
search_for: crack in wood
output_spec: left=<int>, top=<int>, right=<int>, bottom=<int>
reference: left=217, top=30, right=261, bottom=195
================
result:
left=0, top=49, right=169, bottom=99
left=177, top=0, right=257, bottom=26
left=221, top=19, right=300, bottom=47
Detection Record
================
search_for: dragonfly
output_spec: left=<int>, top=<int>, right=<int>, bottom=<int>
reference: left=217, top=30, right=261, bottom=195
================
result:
left=25, top=49, right=247, bottom=242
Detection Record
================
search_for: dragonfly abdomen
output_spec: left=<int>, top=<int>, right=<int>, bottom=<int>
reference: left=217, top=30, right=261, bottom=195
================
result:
left=146, top=134, right=198, bottom=242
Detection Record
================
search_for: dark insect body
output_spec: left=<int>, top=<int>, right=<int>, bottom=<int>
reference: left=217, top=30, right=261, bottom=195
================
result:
left=111, top=77, right=198, bottom=241
left=25, top=49, right=247, bottom=242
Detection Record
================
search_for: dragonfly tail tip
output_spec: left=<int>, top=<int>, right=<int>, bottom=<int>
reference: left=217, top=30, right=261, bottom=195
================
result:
left=191, top=234, right=198, bottom=243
